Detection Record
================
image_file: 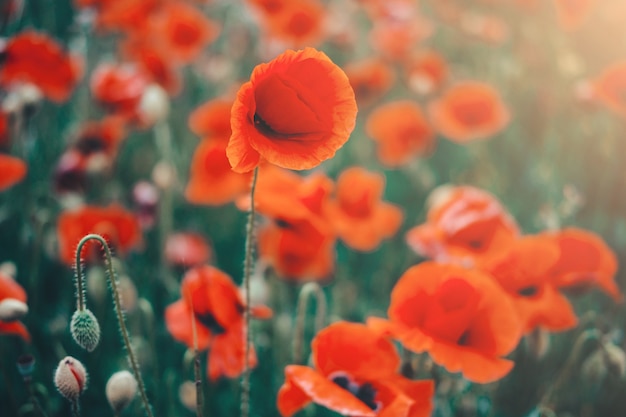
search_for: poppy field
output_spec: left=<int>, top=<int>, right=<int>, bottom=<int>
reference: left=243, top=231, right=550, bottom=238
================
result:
left=2, top=0, right=626, bottom=416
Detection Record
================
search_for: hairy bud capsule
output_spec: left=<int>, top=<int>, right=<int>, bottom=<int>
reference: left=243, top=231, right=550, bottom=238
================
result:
left=54, top=356, right=88, bottom=400
left=70, top=309, right=101, bottom=352
left=106, top=370, right=138, bottom=413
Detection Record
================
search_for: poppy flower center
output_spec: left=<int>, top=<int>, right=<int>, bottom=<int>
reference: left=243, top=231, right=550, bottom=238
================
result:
left=517, top=286, right=539, bottom=297
left=195, top=311, right=226, bottom=335
left=451, top=99, right=493, bottom=127
left=330, top=373, right=381, bottom=411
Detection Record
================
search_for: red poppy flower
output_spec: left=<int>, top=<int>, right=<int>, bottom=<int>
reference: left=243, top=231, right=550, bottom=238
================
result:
left=404, top=50, right=448, bottom=96
left=542, top=228, right=621, bottom=302
left=165, top=265, right=272, bottom=380
left=326, top=167, right=403, bottom=252
left=553, top=0, right=594, bottom=31
left=0, top=154, right=26, bottom=191
left=277, top=321, right=434, bottom=417
left=188, top=98, right=234, bottom=139
left=164, top=232, right=212, bottom=268
left=71, top=116, right=127, bottom=171
left=0, top=112, right=9, bottom=148
left=0, top=30, right=82, bottom=102
left=0, top=272, right=30, bottom=342
left=227, top=47, right=357, bottom=172
left=258, top=217, right=335, bottom=282
left=90, top=63, right=149, bottom=121
left=405, top=185, right=520, bottom=266
left=480, top=235, right=578, bottom=334
left=246, top=0, right=289, bottom=17
left=57, top=204, right=142, bottom=265
left=365, top=100, right=435, bottom=167
left=185, top=139, right=252, bottom=206
left=120, top=40, right=182, bottom=96
left=428, top=81, right=510, bottom=143
left=344, top=58, right=396, bottom=107
left=263, top=0, right=327, bottom=47
left=87, top=0, right=159, bottom=34
left=368, top=262, right=522, bottom=383
left=589, top=61, right=626, bottom=118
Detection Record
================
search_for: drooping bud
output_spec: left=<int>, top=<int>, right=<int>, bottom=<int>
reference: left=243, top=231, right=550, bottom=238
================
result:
left=0, top=298, right=28, bottom=321
left=105, top=370, right=138, bottom=413
left=70, top=309, right=101, bottom=352
left=54, top=356, right=88, bottom=400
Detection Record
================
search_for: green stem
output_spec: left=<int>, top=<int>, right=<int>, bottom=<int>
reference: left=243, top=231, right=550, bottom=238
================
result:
left=293, top=283, right=327, bottom=365
left=70, top=400, right=80, bottom=417
left=73, top=234, right=155, bottom=417
left=190, top=300, right=204, bottom=417
left=241, top=167, right=259, bottom=417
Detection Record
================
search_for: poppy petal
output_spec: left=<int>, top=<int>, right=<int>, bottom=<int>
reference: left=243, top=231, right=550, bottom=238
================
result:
left=0, top=320, right=31, bottom=342
left=0, top=154, right=27, bottom=191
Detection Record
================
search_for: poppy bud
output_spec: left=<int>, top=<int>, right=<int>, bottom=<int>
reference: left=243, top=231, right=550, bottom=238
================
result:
left=54, top=356, right=88, bottom=400
left=70, top=309, right=101, bottom=352
left=0, top=298, right=28, bottom=321
left=138, top=84, right=169, bottom=126
left=178, top=380, right=197, bottom=412
left=105, top=370, right=138, bottom=413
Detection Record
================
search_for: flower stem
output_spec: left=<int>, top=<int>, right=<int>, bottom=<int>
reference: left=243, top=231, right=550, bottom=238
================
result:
left=73, top=234, right=154, bottom=417
left=241, top=167, right=259, bottom=417
left=293, top=282, right=327, bottom=365
left=190, top=300, right=204, bottom=417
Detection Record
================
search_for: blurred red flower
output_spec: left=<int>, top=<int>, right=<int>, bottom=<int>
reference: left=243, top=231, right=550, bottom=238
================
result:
left=0, top=31, right=81, bottom=102
left=589, top=61, right=626, bottom=119
left=369, top=262, right=522, bottom=383
left=0, top=272, right=30, bottom=342
left=90, top=63, right=149, bottom=121
left=0, top=154, right=26, bottom=191
left=428, top=81, right=510, bottom=143
left=57, top=204, right=142, bottom=265
left=188, top=98, right=234, bottom=139
left=165, top=265, right=272, bottom=380
left=326, top=167, right=403, bottom=252
left=277, top=321, right=434, bottom=417
left=403, top=50, right=448, bottom=96
left=344, top=58, right=396, bottom=108
left=366, top=100, right=435, bottom=167
left=227, top=47, right=357, bottom=172
left=164, top=232, right=212, bottom=268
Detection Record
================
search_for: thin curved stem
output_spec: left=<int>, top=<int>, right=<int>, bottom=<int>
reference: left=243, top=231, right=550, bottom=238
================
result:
left=241, top=167, right=259, bottom=417
left=73, top=234, right=154, bottom=417
left=190, top=299, right=203, bottom=417
left=293, top=282, right=327, bottom=365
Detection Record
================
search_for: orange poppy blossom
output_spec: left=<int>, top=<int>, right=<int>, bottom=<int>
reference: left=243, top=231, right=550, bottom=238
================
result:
left=588, top=61, right=626, bottom=118
left=478, top=235, right=578, bottom=334
left=552, top=0, right=594, bottom=31
left=344, top=58, right=396, bottom=108
left=0, top=272, right=30, bottom=342
left=185, top=139, right=253, bottom=206
left=227, top=47, right=357, bottom=172
left=164, top=232, right=212, bottom=268
left=188, top=98, right=235, bottom=139
left=56, top=204, right=142, bottom=265
left=120, top=39, right=182, bottom=96
left=165, top=265, right=272, bottom=380
left=403, top=50, right=448, bottom=96
left=368, top=262, right=522, bottom=383
left=326, top=167, right=403, bottom=252
left=90, top=63, right=149, bottom=122
left=428, top=81, right=510, bottom=143
left=277, top=321, right=434, bottom=417
left=365, top=100, right=435, bottom=167
left=405, top=185, right=520, bottom=266
left=0, top=154, right=27, bottom=191
left=0, top=30, right=82, bottom=102
left=541, top=228, right=622, bottom=302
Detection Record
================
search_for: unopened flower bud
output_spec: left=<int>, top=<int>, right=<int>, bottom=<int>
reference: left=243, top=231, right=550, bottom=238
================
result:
left=0, top=298, right=28, bottom=321
left=54, top=356, right=88, bottom=400
left=70, top=309, right=101, bottom=352
left=138, top=84, right=170, bottom=125
left=178, top=380, right=197, bottom=412
left=105, top=370, right=138, bottom=413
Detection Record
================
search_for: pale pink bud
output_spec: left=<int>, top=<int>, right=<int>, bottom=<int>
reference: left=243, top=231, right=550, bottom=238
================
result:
left=106, top=370, right=138, bottom=412
left=54, top=356, right=88, bottom=400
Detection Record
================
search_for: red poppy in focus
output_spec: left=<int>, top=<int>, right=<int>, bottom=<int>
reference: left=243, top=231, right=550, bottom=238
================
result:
left=258, top=217, right=335, bottom=282
left=543, top=228, right=621, bottom=302
left=165, top=265, right=272, bottom=380
left=164, top=232, right=212, bottom=268
left=277, top=321, right=434, bottom=417
left=428, top=81, right=510, bottom=143
left=0, top=30, right=82, bottom=102
left=188, top=98, right=234, bottom=139
left=0, top=272, right=30, bottom=342
left=0, top=154, right=26, bottom=191
left=404, top=50, right=448, bottom=96
left=368, top=262, right=522, bottom=383
left=185, top=139, right=252, bottom=206
left=553, top=0, right=594, bottom=31
left=365, top=100, right=435, bottom=167
left=326, top=167, right=403, bottom=252
left=480, top=235, right=578, bottom=334
left=57, top=204, right=142, bottom=265
left=227, top=47, right=357, bottom=172
left=344, top=58, right=396, bottom=107
left=90, top=63, right=149, bottom=121
left=405, top=185, right=520, bottom=266
left=589, top=61, right=626, bottom=119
